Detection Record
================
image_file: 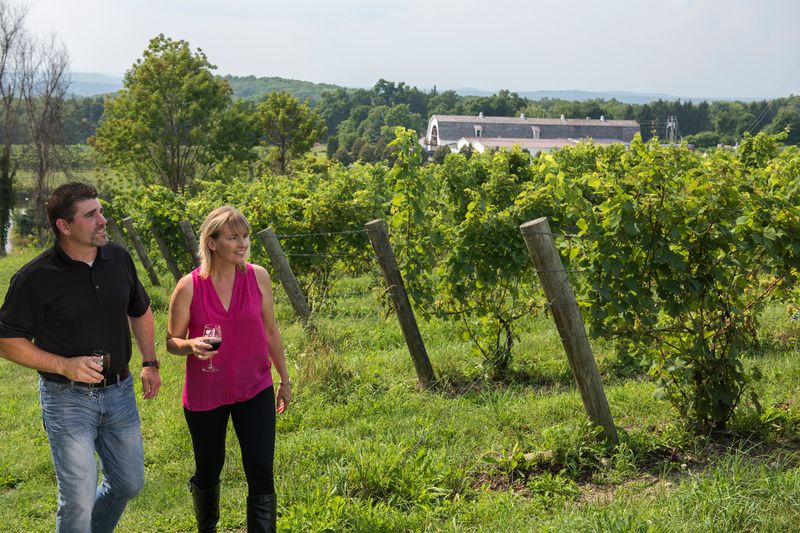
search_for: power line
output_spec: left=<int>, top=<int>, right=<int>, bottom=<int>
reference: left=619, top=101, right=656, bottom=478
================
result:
left=743, top=56, right=800, bottom=135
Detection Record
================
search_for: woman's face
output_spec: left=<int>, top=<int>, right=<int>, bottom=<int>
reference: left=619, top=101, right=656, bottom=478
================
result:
left=209, top=224, right=249, bottom=265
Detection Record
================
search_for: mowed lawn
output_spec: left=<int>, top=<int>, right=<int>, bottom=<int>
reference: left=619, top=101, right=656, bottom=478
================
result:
left=1, top=246, right=800, bottom=532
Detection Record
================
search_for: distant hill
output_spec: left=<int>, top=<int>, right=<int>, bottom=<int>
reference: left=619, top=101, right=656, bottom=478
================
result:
left=451, top=87, right=684, bottom=104
left=517, top=89, right=681, bottom=104
left=448, top=87, right=761, bottom=104
left=67, top=73, right=345, bottom=104
left=221, top=75, right=344, bottom=105
left=68, top=72, right=751, bottom=105
left=69, top=73, right=122, bottom=97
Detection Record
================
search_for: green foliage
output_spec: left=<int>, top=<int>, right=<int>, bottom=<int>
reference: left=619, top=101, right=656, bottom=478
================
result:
left=168, top=160, right=390, bottom=302
left=386, top=126, right=800, bottom=430
left=91, top=119, right=800, bottom=436
left=222, top=74, right=342, bottom=105
left=322, top=81, right=427, bottom=164
left=767, top=97, right=800, bottom=145
left=256, top=91, right=326, bottom=175
left=10, top=207, right=37, bottom=249
left=91, top=34, right=257, bottom=192
left=684, top=130, right=722, bottom=149
left=333, top=446, right=464, bottom=511
left=556, top=134, right=800, bottom=431
left=105, top=184, right=196, bottom=276
left=389, top=128, right=542, bottom=378
left=463, top=89, right=527, bottom=117
left=535, top=422, right=609, bottom=479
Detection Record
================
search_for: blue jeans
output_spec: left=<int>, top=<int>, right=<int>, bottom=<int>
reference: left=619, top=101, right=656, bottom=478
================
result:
left=39, top=374, right=144, bottom=533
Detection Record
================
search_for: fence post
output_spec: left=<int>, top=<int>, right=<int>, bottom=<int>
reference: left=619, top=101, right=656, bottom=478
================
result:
left=365, top=219, right=434, bottom=389
left=105, top=217, right=126, bottom=245
left=120, top=217, right=160, bottom=287
left=150, top=225, right=183, bottom=282
left=178, top=219, right=201, bottom=268
left=257, top=228, right=311, bottom=321
left=520, top=217, right=618, bottom=444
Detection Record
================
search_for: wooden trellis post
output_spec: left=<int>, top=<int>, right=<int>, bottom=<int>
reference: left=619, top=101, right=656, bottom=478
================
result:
left=120, top=217, right=160, bottom=287
left=105, top=217, right=126, bottom=245
left=365, top=219, right=434, bottom=389
left=150, top=225, right=182, bottom=282
left=520, top=217, right=618, bottom=444
left=178, top=219, right=201, bottom=268
left=257, top=228, right=311, bottom=321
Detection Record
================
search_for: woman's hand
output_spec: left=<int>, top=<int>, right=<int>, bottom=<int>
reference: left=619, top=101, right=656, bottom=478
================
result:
left=190, top=337, right=218, bottom=360
left=276, top=381, right=292, bottom=414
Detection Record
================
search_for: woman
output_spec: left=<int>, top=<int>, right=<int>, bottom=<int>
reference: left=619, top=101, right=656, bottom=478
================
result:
left=167, top=206, right=291, bottom=533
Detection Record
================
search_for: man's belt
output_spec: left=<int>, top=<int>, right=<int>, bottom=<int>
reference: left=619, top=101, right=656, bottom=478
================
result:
left=45, top=367, right=131, bottom=389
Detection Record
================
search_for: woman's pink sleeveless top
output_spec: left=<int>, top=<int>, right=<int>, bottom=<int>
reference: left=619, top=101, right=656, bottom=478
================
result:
left=183, top=263, right=272, bottom=411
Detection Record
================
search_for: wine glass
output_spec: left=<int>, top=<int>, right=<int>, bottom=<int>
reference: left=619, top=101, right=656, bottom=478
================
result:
left=201, top=323, right=222, bottom=373
left=92, top=349, right=110, bottom=375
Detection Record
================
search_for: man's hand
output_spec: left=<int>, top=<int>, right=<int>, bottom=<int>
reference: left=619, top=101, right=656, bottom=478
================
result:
left=140, top=367, right=161, bottom=399
left=61, top=356, right=104, bottom=383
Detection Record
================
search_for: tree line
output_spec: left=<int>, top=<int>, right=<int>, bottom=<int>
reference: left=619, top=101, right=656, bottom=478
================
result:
left=60, top=78, right=800, bottom=160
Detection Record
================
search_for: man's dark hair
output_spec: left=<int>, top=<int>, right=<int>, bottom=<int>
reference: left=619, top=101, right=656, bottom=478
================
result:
left=46, top=182, right=99, bottom=239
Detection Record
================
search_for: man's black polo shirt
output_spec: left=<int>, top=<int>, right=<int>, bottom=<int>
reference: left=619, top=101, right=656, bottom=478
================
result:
left=0, top=241, right=150, bottom=383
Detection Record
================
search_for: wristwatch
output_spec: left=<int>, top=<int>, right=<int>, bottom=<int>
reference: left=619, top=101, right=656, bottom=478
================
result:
left=142, top=360, right=160, bottom=369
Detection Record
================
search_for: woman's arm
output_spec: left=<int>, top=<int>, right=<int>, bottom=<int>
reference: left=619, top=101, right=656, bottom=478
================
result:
left=254, top=265, right=291, bottom=412
left=166, top=275, right=216, bottom=359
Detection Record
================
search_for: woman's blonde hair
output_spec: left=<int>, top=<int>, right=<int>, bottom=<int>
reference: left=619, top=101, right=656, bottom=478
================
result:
left=198, top=206, right=251, bottom=278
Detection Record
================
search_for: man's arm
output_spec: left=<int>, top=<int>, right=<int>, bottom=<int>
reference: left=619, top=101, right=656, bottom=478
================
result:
left=0, top=337, right=104, bottom=383
left=129, top=306, right=161, bottom=400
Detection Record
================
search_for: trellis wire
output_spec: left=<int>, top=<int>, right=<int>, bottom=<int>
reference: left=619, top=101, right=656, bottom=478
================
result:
left=286, top=252, right=377, bottom=260
left=274, top=228, right=369, bottom=239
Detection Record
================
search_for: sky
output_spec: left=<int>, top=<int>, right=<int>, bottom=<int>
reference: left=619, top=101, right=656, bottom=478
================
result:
left=24, top=0, right=800, bottom=100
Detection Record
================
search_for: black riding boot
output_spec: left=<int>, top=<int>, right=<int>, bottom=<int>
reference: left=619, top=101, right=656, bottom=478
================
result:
left=188, top=476, right=220, bottom=533
left=246, top=493, right=277, bottom=533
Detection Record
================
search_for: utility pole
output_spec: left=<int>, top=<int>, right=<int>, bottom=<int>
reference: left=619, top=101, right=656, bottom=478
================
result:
left=666, top=115, right=678, bottom=144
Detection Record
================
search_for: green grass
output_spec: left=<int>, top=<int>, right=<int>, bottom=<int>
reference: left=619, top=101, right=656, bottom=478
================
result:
left=1, top=246, right=800, bottom=531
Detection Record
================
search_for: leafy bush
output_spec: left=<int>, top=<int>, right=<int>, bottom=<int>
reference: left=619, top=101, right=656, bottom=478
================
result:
left=388, top=127, right=800, bottom=431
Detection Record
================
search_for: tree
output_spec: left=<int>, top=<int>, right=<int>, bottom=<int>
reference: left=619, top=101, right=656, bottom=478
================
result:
left=767, top=98, right=800, bottom=145
left=684, top=130, right=721, bottom=149
left=710, top=101, right=755, bottom=143
left=427, top=89, right=463, bottom=115
left=256, top=91, right=325, bottom=175
left=21, top=34, right=70, bottom=243
left=62, top=95, right=104, bottom=143
left=92, top=34, right=253, bottom=192
left=463, top=89, right=526, bottom=117
left=0, top=1, right=27, bottom=255
left=317, top=88, right=351, bottom=139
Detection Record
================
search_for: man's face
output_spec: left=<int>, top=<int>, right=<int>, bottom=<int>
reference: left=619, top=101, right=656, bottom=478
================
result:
left=59, top=198, right=108, bottom=248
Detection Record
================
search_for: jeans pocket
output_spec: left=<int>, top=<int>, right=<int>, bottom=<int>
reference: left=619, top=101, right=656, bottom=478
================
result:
left=39, top=377, right=69, bottom=394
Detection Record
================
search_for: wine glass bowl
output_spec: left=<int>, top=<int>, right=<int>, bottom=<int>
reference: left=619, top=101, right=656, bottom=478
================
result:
left=201, top=324, right=222, bottom=373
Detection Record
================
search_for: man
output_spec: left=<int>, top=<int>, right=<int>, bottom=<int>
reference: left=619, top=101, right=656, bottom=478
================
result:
left=0, top=182, right=161, bottom=532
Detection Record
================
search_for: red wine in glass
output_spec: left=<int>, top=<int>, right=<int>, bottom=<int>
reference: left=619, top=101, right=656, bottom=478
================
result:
left=201, top=324, right=222, bottom=373
left=207, top=339, right=222, bottom=350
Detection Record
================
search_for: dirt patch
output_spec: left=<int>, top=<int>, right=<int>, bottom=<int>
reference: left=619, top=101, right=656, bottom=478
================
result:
left=579, top=474, right=674, bottom=504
